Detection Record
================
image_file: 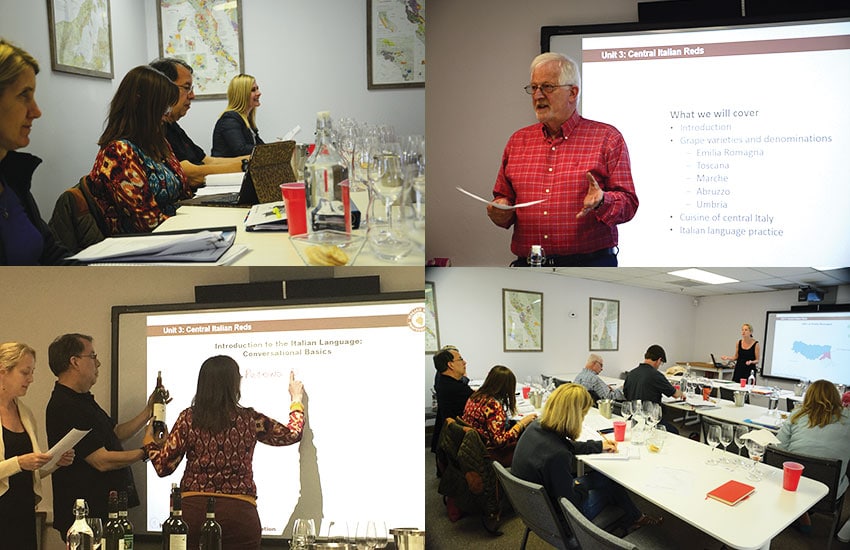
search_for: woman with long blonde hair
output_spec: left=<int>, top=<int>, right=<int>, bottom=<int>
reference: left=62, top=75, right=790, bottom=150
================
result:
left=211, top=73, right=264, bottom=157
left=511, top=383, right=661, bottom=535
left=776, top=379, right=850, bottom=534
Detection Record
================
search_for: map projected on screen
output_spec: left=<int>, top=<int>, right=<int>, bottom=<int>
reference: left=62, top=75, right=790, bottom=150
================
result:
left=763, top=310, right=850, bottom=383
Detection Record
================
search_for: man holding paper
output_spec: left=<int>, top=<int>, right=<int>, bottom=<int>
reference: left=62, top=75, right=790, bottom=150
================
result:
left=487, top=53, right=638, bottom=266
left=46, top=333, right=163, bottom=540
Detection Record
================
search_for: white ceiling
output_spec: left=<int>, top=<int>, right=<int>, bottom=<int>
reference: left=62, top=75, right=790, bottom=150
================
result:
left=545, top=267, right=850, bottom=297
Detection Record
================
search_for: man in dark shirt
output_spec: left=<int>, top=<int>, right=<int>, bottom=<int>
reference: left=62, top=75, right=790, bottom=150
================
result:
left=45, top=333, right=156, bottom=539
left=149, top=58, right=247, bottom=188
left=623, top=344, right=682, bottom=434
left=430, top=346, right=473, bottom=454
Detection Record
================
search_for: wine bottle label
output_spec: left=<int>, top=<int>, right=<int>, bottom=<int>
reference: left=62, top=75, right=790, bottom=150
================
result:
left=153, top=403, right=166, bottom=422
left=168, top=534, right=188, bottom=550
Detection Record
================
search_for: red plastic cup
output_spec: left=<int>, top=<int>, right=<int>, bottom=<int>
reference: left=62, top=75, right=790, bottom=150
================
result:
left=280, top=183, right=307, bottom=235
left=702, top=386, right=711, bottom=401
left=782, top=461, right=804, bottom=491
left=740, top=378, right=747, bottom=388
left=522, top=385, right=531, bottom=399
left=613, top=421, right=626, bottom=442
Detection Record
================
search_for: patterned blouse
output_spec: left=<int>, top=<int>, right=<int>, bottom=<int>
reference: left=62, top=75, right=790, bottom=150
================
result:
left=89, top=139, right=191, bottom=235
left=462, top=395, right=522, bottom=450
left=148, top=403, right=304, bottom=498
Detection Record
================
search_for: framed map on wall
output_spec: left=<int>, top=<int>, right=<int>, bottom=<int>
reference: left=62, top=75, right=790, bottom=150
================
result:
left=47, top=0, right=114, bottom=79
left=425, top=281, right=440, bottom=354
left=157, top=0, right=245, bottom=99
left=589, top=297, right=619, bottom=351
left=502, top=289, right=543, bottom=352
left=367, top=0, right=425, bottom=89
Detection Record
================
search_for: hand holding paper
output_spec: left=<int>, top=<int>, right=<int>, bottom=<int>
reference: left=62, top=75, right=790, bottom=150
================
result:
left=42, top=428, right=89, bottom=471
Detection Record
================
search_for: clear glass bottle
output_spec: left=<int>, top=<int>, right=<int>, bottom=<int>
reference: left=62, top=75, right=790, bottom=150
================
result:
left=66, top=498, right=94, bottom=550
left=527, top=244, right=546, bottom=267
left=303, top=111, right=349, bottom=232
left=747, top=369, right=756, bottom=387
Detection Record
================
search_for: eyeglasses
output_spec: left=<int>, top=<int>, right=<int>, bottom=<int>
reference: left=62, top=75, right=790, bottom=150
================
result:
left=178, top=83, right=194, bottom=93
left=75, top=353, right=98, bottom=361
left=523, top=83, right=573, bottom=95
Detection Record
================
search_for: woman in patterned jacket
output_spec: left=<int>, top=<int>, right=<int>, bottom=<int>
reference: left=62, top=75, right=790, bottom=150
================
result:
left=144, top=355, right=304, bottom=550
left=88, top=65, right=194, bottom=235
left=461, top=365, right=536, bottom=466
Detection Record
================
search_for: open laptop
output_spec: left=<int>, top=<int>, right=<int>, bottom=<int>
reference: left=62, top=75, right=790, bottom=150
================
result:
left=710, top=354, right=725, bottom=368
left=181, top=140, right=297, bottom=207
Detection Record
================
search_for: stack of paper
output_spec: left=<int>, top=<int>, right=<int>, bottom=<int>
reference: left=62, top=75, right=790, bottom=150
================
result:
left=70, top=227, right=242, bottom=264
left=244, top=201, right=288, bottom=231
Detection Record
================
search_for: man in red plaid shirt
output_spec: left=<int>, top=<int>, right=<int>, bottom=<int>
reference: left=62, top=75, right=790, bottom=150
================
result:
left=487, top=52, right=638, bottom=266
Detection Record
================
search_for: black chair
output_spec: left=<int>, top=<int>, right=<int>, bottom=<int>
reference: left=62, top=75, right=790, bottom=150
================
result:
left=718, top=386, right=749, bottom=404
left=493, top=462, right=574, bottom=549
left=786, top=397, right=800, bottom=412
left=763, top=446, right=846, bottom=550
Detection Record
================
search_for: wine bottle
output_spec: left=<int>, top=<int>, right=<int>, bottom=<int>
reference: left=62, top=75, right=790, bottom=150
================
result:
left=162, top=486, right=188, bottom=550
left=66, top=498, right=94, bottom=550
left=105, top=491, right=125, bottom=550
left=152, top=370, right=168, bottom=439
left=118, top=491, right=134, bottom=550
left=199, top=497, right=222, bottom=550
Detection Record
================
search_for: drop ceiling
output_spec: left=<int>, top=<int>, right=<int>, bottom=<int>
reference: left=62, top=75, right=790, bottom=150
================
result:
left=546, top=267, right=850, bottom=297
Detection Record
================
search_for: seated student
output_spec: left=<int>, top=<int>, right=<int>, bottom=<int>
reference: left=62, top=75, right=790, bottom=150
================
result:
left=211, top=74, right=264, bottom=157
left=148, top=58, right=247, bottom=188
left=511, top=383, right=662, bottom=534
left=88, top=65, right=193, bottom=235
left=0, top=40, right=72, bottom=264
left=461, top=365, right=536, bottom=466
left=775, top=379, right=850, bottom=534
left=430, top=346, right=472, bottom=455
left=574, top=353, right=625, bottom=402
left=623, top=344, right=682, bottom=434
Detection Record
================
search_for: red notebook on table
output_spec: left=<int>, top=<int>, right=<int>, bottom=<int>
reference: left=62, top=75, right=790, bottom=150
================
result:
left=707, top=480, right=755, bottom=506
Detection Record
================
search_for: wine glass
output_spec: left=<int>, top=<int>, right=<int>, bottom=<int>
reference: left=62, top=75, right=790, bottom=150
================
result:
left=87, top=517, right=103, bottom=550
left=336, top=119, right=360, bottom=190
left=292, top=518, right=316, bottom=550
left=643, top=402, right=661, bottom=429
left=355, top=520, right=380, bottom=550
left=734, top=425, right=749, bottom=466
left=324, top=519, right=350, bottom=543
left=366, top=144, right=412, bottom=260
left=705, top=424, right=721, bottom=464
left=620, top=401, right=633, bottom=424
left=373, top=521, right=389, bottom=549
left=718, top=424, right=734, bottom=464
left=745, top=439, right=765, bottom=480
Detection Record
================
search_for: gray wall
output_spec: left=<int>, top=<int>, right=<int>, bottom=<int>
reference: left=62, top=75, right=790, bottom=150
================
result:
left=426, top=0, right=642, bottom=265
left=0, top=0, right=424, bottom=225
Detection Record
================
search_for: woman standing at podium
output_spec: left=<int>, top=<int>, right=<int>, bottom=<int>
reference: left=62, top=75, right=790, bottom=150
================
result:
left=721, top=323, right=760, bottom=384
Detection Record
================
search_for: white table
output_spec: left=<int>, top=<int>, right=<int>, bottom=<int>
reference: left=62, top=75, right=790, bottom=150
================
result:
left=542, top=371, right=623, bottom=388
left=664, top=397, right=786, bottom=433
left=578, top=417, right=828, bottom=550
left=156, top=192, right=423, bottom=266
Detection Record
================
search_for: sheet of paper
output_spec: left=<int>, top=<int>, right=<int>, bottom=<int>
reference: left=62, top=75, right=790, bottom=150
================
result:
left=43, top=428, right=89, bottom=471
left=644, top=466, right=692, bottom=492
left=455, top=187, right=546, bottom=210
left=203, top=172, right=244, bottom=187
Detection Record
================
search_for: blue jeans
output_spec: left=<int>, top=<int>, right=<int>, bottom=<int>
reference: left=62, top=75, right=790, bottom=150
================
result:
left=578, top=471, right=641, bottom=524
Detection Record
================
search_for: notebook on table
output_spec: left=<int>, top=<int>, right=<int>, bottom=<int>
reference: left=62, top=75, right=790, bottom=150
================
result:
left=180, top=140, right=297, bottom=207
left=707, top=480, right=755, bottom=506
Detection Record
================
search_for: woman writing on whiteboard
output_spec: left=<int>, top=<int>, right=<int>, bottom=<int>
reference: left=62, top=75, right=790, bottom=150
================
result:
left=1, top=342, right=74, bottom=550
left=144, top=355, right=304, bottom=549
left=720, top=323, right=760, bottom=384
left=211, top=74, right=265, bottom=157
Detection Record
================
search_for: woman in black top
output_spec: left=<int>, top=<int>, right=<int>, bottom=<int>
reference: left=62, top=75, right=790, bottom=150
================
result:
left=211, top=73, right=264, bottom=157
left=721, top=323, right=760, bottom=384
